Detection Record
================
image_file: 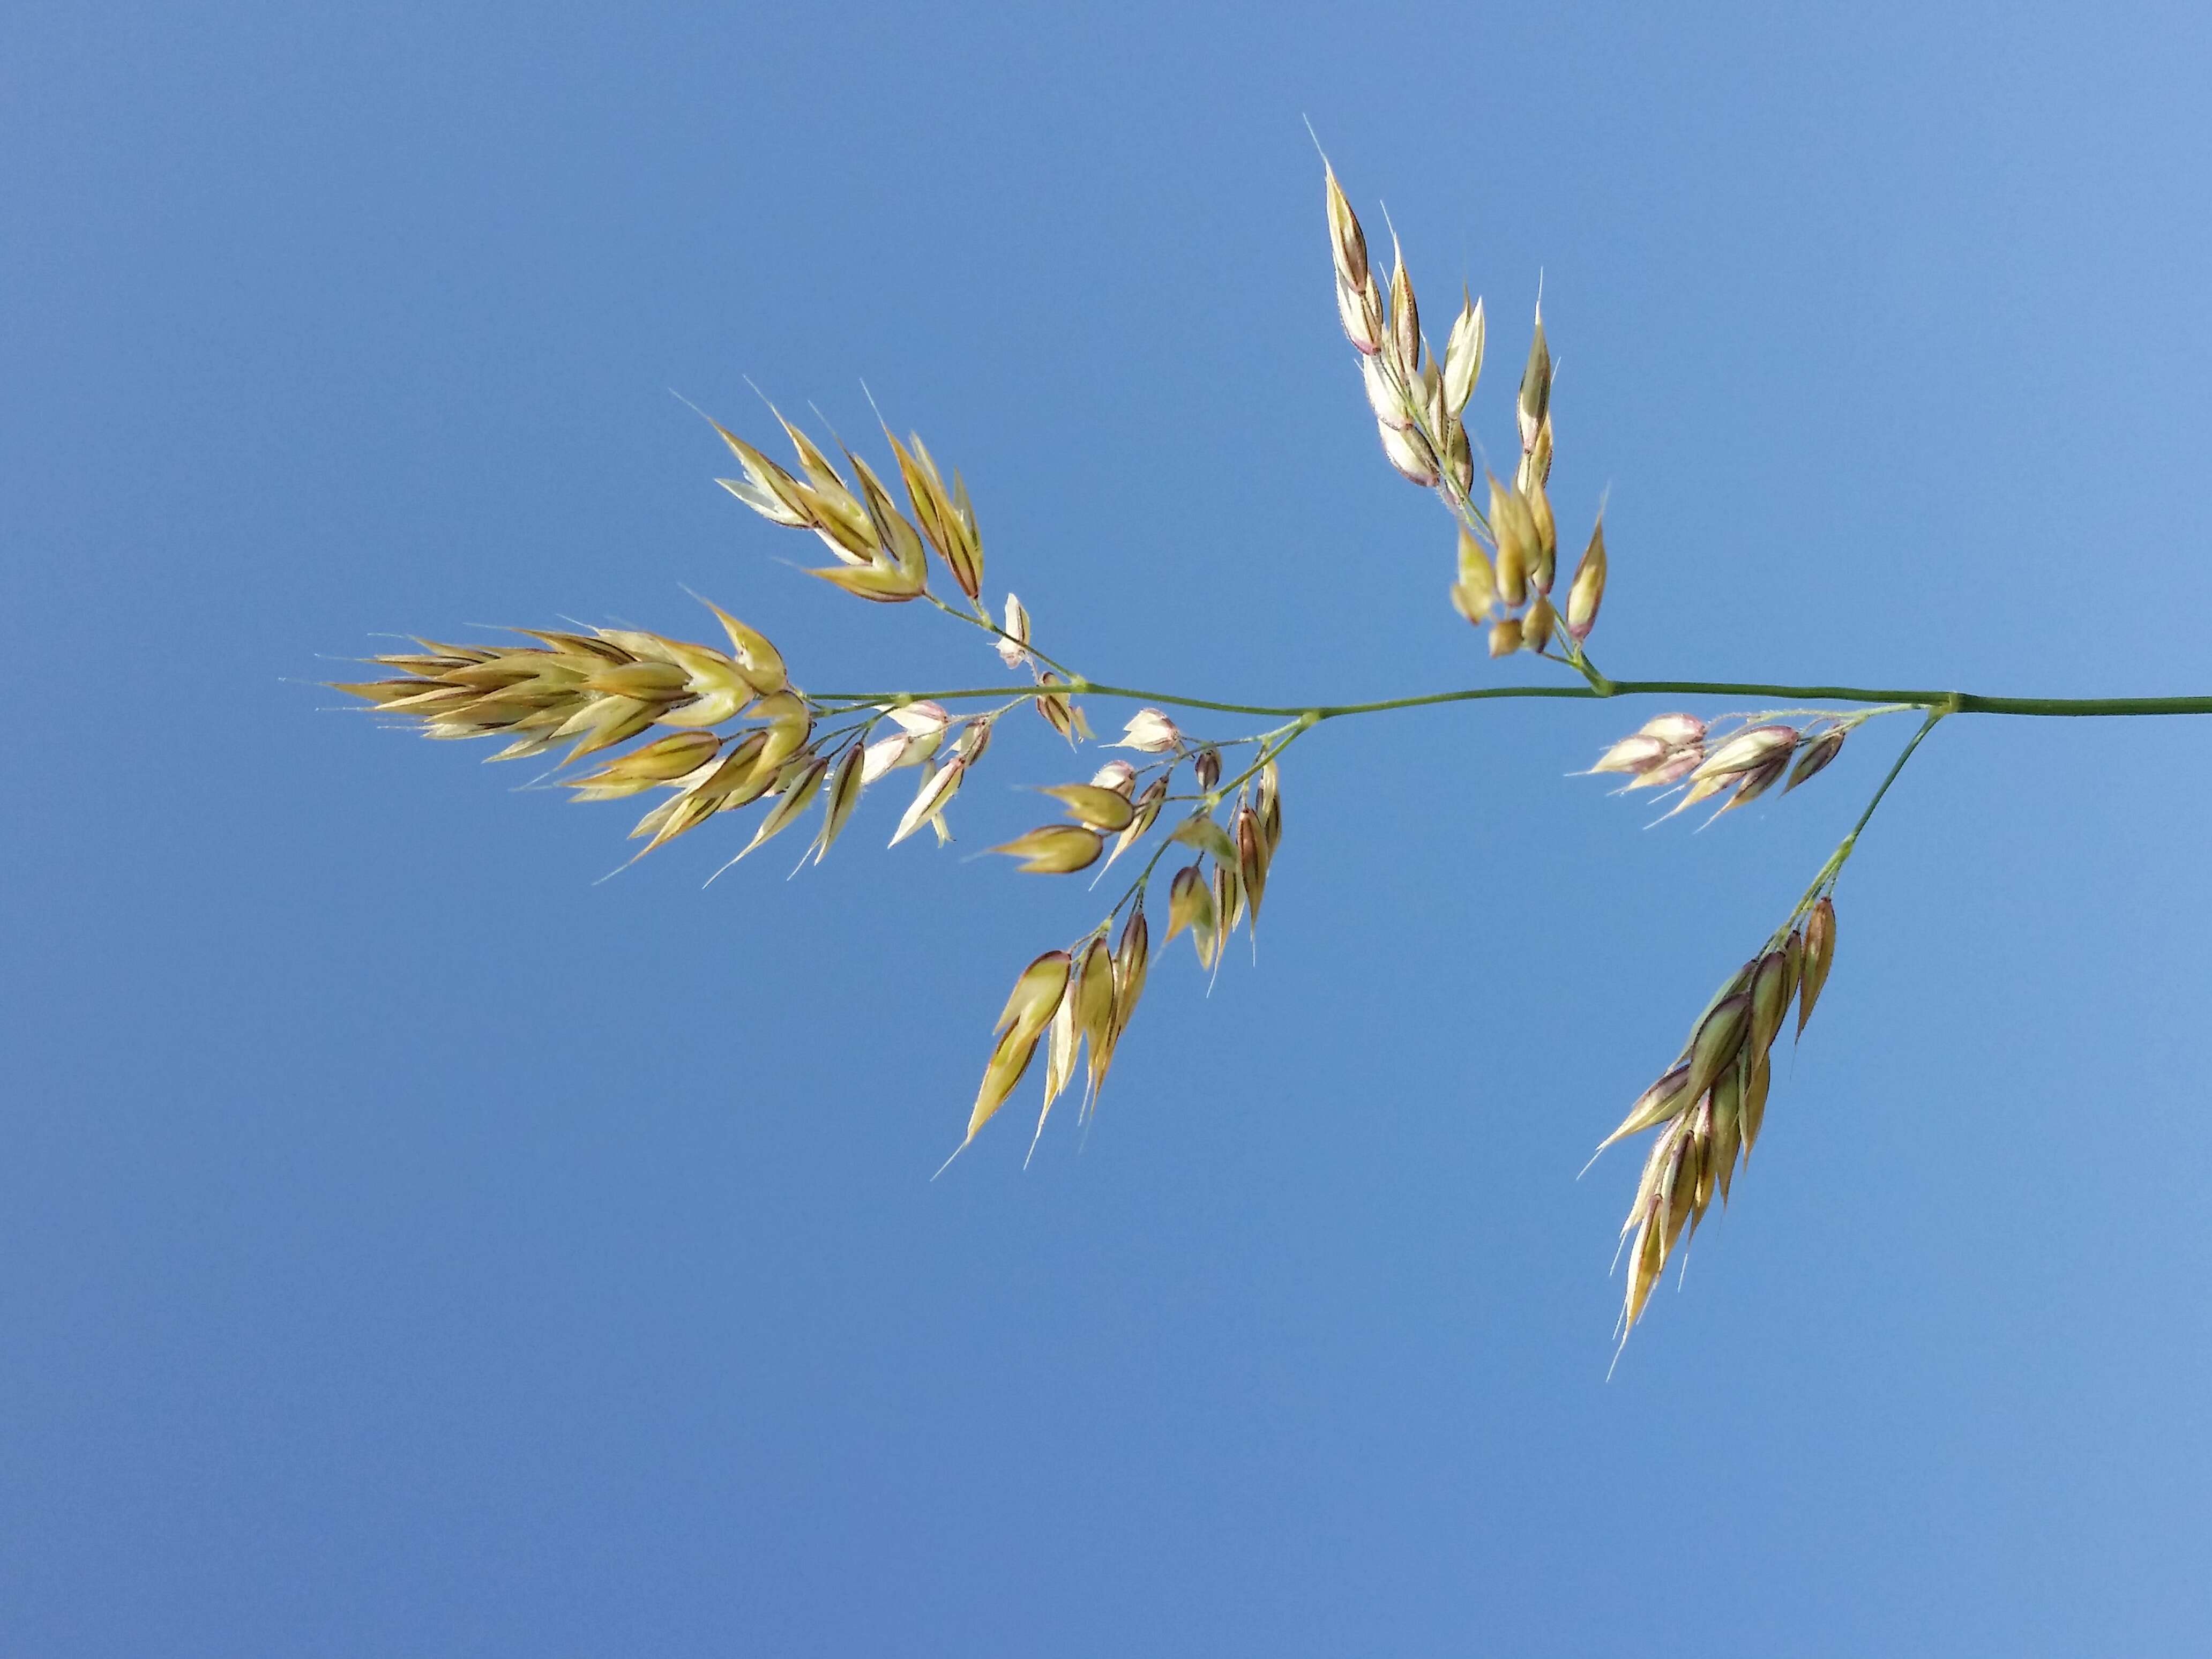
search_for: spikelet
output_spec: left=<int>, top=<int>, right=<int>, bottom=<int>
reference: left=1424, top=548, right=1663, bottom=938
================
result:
left=1111, top=708, right=1184, bottom=753
left=1566, top=519, right=1607, bottom=641
left=336, top=612, right=770, bottom=764
left=1317, top=171, right=1609, bottom=668
left=713, top=410, right=993, bottom=604
left=1598, top=895, right=1844, bottom=1344
left=960, top=951, right=1072, bottom=1152
left=979, top=735, right=1294, bottom=1162
left=1038, top=783, right=1136, bottom=832
left=1033, top=673, right=1091, bottom=744
left=988, top=825, right=1105, bottom=874
left=1583, top=712, right=1869, bottom=820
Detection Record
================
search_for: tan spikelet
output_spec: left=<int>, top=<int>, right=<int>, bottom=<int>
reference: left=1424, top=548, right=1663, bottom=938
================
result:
left=963, top=951, right=1072, bottom=1148
left=1039, top=783, right=1137, bottom=833
left=812, top=743, right=866, bottom=863
left=1798, top=898, right=1836, bottom=1037
left=988, top=825, right=1104, bottom=874
left=1102, top=777, right=1167, bottom=872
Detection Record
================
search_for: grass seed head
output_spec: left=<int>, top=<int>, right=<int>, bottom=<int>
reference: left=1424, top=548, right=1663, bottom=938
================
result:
left=1525, top=475, right=1559, bottom=592
left=1378, top=419, right=1441, bottom=487
left=965, top=950, right=1072, bottom=1145
left=1489, top=479, right=1536, bottom=607
left=1640, top=713, right=1705, bottom=748
left=1693, top=724, right=1799, bottom=782
left=687, top=728, right=772, bottom=806
left=1112, top=708, right=1184, bottom=753
left=1167, top=862, right=1215, bottom=950
left=1443, top=417, right=1475, bottom=495
left=1718, top=750, right=1792, bottom=813
left=887, top=431, right=984, bottom=601
left=1566, top=519, right=1608, bottom=641
left=1387, top=240, right=1422, bottom=382
left=1042, top=979, right=1081, bottom=1117
left=1609, top=929, right=1799, bottom=1341
left=748, top=690, right=813, bottom=779
left=1040, top=783, right=1137, bottom=833
left=1103, top=777, right=1168, bottom=872
left=1171, top=812, right=1238, bottom=865
left=1257, top=761, right=1283, bottom=857
left=1418, top=357, right=1447, bottom=438
left=1522, top=594, right=1558, bottom=655
left=1033, top=674, right=1090, bottom=743
left=1235, top=804, right=1268, bottom=926
left=1322, top=163, right=1370, bottom=292
left=1362, top=353, right=1409, bottom=429
left=564, top=730, right=724, bottom=800
left=1683, top=991, right=1752, bottom=1105
left=1589, top=734, right=1670, bottom=776
left=1688, top=1093, right=1721, bottom=1215
left=711, top=423, right=813, bottom=528
left=1457, top=524, right=1497, bottom=613
left=1517, top=303, right=1552, bottom=454
left=1213, top=858, right=1246, bottom=940
left=988, top=824, right=1103, bottom=874
left=1785, top=727, right=1847, bottom=791
left=1748, top=948, right=1791, bottom=1053
left=1798, top=897, right=1837, bottom=1037
left=812, top=743, right=867, bottom=862
left=861, top=730, right=930, bottom=784
left=714, top=411, right=955, bottom=603
left=1336, top=273, right=1386, bottom=356
left=337, top=615, right=784, bottom=767
left=732, top=754, right=828, bottom=862
left=1451, top=578, right=1495, bottom=628
left=886, top=700, right=951, bottom=737
left=1443, top=289, right=1486, bottom=414
left=1515, top=412, right=1555, bottom=494
left=1631, top=750, right=1703, bottom=792
left=1710, top=1058, right=1746, bottom=1206
left=1111, top=906, right=1150, bottom=1037
left=1741, top=1049, right=1772, bottom=1155
left=1597, top=1062, right=1695, bottom=1153
left=1075, top=937, right=1118, bottom=1102
left=996, top=592, right=1032, bottom=668
left=890, top=757, right=966, bottom=846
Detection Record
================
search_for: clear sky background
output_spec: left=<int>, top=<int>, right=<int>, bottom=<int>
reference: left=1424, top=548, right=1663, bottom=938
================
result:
left=6, top=2, right=2211, bottom=1652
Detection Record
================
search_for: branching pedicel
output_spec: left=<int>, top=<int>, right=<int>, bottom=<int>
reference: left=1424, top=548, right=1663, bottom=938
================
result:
left=337, top=160, right=2212, bottom=1348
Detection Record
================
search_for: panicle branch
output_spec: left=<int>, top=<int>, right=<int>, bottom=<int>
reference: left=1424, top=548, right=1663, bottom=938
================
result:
left=327, top=159, right=2207, bottom=1358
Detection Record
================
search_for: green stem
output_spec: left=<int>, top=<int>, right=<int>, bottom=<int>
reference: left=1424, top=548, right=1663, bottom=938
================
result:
left=1771, top=706, right=1949, bottom=943
left=1838, top=706, right=1947, bottom=853
left=809, top=678, right=2212, bottom=722
left=920, top=590, right=1076, bottom=679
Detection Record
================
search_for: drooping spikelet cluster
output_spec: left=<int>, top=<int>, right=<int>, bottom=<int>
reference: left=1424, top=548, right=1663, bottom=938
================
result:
left=963, top=915, right=1147, bottom=1171
left=954, top=710, right=1288, bottom=1164
left=714, top=410, right=982, bottom=606
left=335, top=609, right=784, bottom=762
left=1322, top=162, right=1607, bottom=660
left=1596, top=898, right=1837, bottom=1336
left=339, top=604, right=940, bottom=867
left=1585, top=709, right=1864, bottom=822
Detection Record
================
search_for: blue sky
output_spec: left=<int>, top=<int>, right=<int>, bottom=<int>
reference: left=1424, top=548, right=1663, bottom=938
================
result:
left=6, top=2, right=2211, bottom=1651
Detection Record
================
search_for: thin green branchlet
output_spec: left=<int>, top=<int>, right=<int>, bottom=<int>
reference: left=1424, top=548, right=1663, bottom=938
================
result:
left=330, top=155, right=2211, bottom=1355
left=812, top=677, right=2212, bottom=722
